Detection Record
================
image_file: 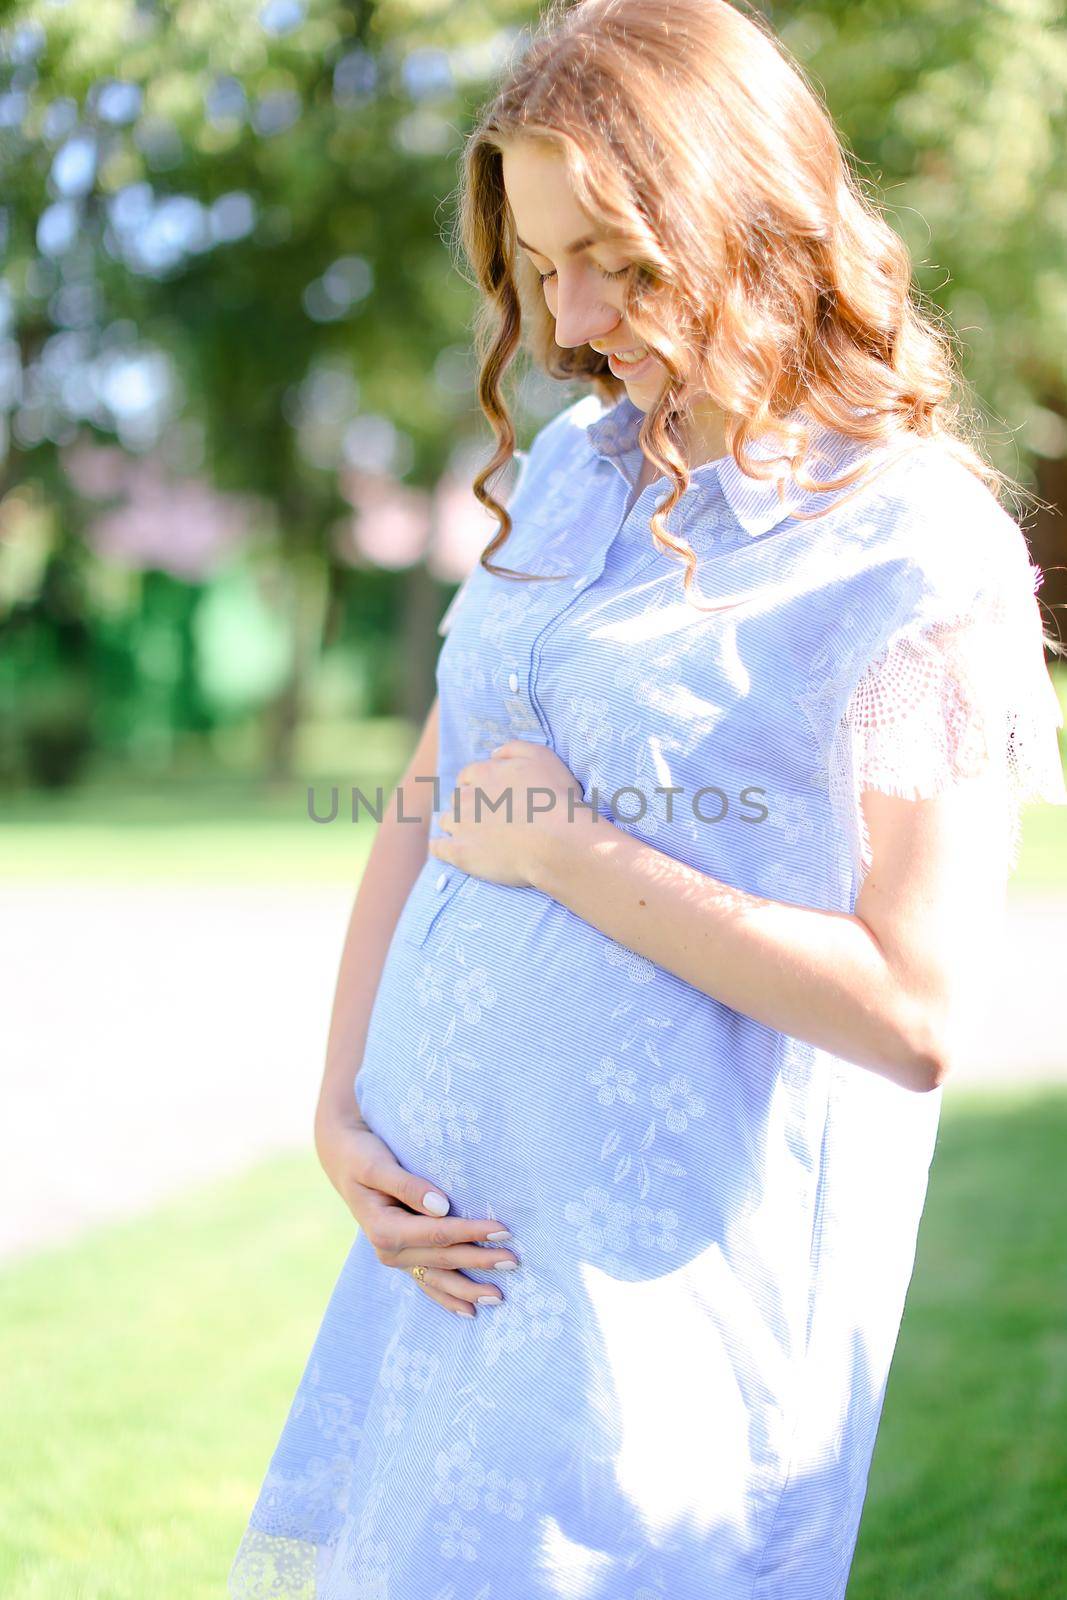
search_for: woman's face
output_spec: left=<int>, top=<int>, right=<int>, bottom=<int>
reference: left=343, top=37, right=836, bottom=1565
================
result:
left=500, top=138, right=668, bottom=407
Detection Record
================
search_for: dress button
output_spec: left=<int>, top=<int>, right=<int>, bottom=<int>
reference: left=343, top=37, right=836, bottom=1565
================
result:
left=507, top=671, right=519, bottom=692
left=572, top=576, right=587, bottom=590
left=435, top=870, right=447, bottom=891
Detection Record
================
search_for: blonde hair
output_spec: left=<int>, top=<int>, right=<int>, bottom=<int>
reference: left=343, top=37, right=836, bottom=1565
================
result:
left=451, top=0, right=1059, bottom=643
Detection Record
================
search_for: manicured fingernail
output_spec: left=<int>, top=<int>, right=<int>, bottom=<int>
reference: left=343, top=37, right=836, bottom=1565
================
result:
left=458, top=1306, right=475, bottom=1318
left=423, top=1192, right=449, bottom=1215
left=477, top=1296, right=502, bottom=1306
left=495, top=1260, right=518, bottom=1271
left=486, top=1230, right=511, bottom=1241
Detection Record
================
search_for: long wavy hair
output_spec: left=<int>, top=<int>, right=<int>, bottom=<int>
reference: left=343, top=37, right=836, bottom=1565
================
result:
left=451, top=0, right=1056, bottom=638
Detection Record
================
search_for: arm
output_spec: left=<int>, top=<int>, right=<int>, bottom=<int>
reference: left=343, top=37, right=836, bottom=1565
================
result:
left=520, top=559, right=1062, bottom=1094
left=314, top=696, right=441, bottom=1136
left=526, top=772, right=1009, bottom=1094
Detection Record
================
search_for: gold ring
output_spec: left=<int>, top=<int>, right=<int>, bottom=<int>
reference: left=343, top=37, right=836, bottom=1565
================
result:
left=411, top=1264, right=427, bottom=1283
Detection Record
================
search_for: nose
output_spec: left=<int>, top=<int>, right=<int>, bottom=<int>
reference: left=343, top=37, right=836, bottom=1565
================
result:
left=551, top=279, right=624, bottom=352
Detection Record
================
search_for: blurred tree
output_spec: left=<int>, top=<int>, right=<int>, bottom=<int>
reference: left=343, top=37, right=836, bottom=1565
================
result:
left=0, top=0, right=1064, bottom=785
left=768, top=0, right=1067, bottom=637
left=0, top=0, right=540, bottom=778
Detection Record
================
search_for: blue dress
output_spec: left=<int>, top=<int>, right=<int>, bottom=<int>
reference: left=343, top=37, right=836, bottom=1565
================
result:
left=229, top=393, right=1066, bottom=1599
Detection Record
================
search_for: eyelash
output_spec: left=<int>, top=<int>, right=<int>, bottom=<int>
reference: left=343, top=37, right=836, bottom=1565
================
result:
left=537, top=265, right=629, bottom=285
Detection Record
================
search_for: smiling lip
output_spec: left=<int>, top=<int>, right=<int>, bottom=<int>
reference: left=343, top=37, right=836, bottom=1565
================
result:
left=606, top=349, right=655, bottom=379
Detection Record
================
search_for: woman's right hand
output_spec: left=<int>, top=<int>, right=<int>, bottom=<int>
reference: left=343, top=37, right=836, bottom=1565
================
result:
left=313, top=1106, right=519, bottom=1319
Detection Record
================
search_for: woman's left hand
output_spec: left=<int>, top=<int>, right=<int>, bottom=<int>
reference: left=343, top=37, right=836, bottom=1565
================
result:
left=428, top=739, right=595, bottom=889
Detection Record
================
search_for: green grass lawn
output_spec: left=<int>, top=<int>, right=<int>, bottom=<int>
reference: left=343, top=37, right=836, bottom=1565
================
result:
left=1, top=1087, right=1065, bottom=1599
left=0, top=720, right=418, bottom=884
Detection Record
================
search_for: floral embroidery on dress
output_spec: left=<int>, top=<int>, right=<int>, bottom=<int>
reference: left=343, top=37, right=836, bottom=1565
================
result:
left=229, top=1452, right=355, bottom=1594
left=648, top=1072, right=707, bottom=1134
left=348, top=1530, right=390, bottom=1598
left=432, top=1438, right=538, bottom=1526
left=478, top=585, right=549, bottom=649
left=451, top=964, right=498, bottom=1024
left=448, top=646, right=489, bottom=693
left=564, top=693, right=616, bottom=767
left=586, top=1054, right=639, bottom=1107
left=433, top=1508, right=481, bottom=1562
left=793, top=604, right=865, bottom=783
left=414, top=1025, right=480, bottom=1098
left=431, top=1584, right=492, bottom=1600
left=501, top=692, right=543, bottom=738
left=479, top=1268, right=568, bottom=1369
left=523, top=459, right=582, bottom=526
left=396, top=1080, right=482, bottom=1153
left=379, top=1336, right=440, bottom=1398
left=564, top=1183, right=634, bottom=1259
left=291, top=1360, right=364, bottom=1450
left=414, top=960, right=444, bottom=1009
left=599, top=1116, right=688, bottom=1200
left=603, top=939, right=657, bottom=984
left=763, top=792, right=818, bottom=850
left=759, top=859, right=820, bottom=905
left=232, top=392, right=1066, bottom=1600
left=633, top=1203, right=681, bottom=1251
left=462, top=710, right=515, bottom=759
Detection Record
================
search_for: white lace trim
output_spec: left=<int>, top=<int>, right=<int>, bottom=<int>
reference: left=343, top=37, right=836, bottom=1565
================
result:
left=228, top=1525, right=324, bottom=1597
left=228, top=1454, right=353, bottom=1597
left=830, top=564, right=1066, bottom=891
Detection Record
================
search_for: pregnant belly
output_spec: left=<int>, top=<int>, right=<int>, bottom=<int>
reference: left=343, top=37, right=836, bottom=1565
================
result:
left=353, top=867, right=794, bottom=1263
left=354, top=866, right=825, bottom=1395
left=351, top=877, right=819, bottom=1524
left=353, top=872, right=594, bottom=1234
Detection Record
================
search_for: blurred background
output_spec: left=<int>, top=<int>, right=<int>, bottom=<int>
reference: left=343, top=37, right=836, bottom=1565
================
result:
left=0, top=1, right=1065, bottom=1596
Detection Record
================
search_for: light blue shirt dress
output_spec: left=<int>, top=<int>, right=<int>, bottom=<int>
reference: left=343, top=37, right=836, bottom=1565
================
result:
left=229, top=392, right=1066, bottom=1600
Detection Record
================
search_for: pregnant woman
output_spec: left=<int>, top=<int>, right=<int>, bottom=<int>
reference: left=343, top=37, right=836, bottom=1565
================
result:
left=229, top=2, right=1067, bottom=1596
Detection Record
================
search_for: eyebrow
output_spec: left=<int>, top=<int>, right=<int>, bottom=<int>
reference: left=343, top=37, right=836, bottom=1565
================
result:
left=514, top=231, right=604, bottom=258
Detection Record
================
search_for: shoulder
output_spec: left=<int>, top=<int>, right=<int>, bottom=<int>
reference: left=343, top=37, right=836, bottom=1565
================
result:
left=500, top=392, right=606, bottom=516
left=867, top=436, right=1039, bottom=623
left=523, top=391, right=604, bottom=467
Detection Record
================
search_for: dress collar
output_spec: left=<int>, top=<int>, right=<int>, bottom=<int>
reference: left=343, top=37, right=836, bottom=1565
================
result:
left=584, top=392, right=881, bottom=539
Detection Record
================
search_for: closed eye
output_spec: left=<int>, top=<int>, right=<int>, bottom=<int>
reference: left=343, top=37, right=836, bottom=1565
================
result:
left=538, top=265, right=630, bottom=285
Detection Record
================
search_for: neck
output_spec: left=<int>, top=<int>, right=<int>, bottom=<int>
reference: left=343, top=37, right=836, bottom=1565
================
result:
left=684, top=398, right=730, bottom=469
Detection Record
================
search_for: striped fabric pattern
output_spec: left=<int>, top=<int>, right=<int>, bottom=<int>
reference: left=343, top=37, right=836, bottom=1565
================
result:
left=229, top=391, right=1066, bottom=1600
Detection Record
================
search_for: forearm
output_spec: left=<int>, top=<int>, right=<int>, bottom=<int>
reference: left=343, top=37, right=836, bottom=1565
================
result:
left=528, top=816, right=941, bottom=1093
left=316, top=767, right=434, bottom=1129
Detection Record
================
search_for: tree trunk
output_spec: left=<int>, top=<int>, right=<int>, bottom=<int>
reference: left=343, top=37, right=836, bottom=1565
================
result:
left=400, top=559, right=442, bottom=729
left=263, top=551, right=329, bottom=782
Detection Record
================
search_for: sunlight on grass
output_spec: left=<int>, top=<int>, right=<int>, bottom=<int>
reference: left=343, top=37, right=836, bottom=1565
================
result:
left=1, top=1089, right=1065, bottom=1598
left=851, top=1086, right=1067, bottom=1598
left=0, top=1153, right=353, bottom=1600
left=0, top=718, right=417, bottom=884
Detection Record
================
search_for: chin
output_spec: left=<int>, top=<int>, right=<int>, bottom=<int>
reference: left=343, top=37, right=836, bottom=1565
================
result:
left=623, top=374, right=663, bottom=408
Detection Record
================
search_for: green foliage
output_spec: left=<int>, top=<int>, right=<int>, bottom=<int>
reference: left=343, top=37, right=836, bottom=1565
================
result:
left=769, top=0, right=1067, bottom=463
left=1, top=1, right=1065, bottom=784
left=0, top=0, right=537, bottom=779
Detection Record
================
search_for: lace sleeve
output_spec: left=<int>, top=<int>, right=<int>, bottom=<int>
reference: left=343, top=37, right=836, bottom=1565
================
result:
left=830, top=561, right=1067, bottom=890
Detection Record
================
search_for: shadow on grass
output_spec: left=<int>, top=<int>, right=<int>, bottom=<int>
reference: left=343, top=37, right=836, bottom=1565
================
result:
left=0, top=1087, right=1064, bottom=1599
